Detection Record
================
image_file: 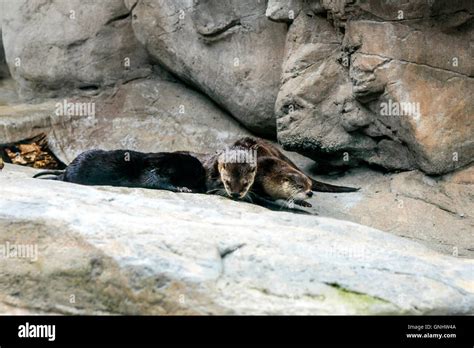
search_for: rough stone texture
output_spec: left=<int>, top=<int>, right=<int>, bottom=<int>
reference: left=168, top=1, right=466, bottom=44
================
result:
left=0, top=163, right=473, bottom=315
left=275, top=0, right=474, bottom=174
left=129, top=0, right=287, bottom=136
left=0, top=78, right=20, bottom=106
left=0, top=40, right=9, bottom=79
left=294, top=163, right=474, bottom=259
left=0, top=1, right=10, bottom=79
left=0, top=77, right=250, bottom=163
left=266, top=0, right=303, bottom=22
left=1, top=0, right=151, bottom=98
left=1, top=0, right=472, bottom=175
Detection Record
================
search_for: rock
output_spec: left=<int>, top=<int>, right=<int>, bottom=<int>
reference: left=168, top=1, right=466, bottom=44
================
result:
left=130, top=0, right=287, bottom=136
left=0, top=101, right=58, bottom=143
left=1, top=0, right=151, bottom=98
left=275, top=13, right=401, bottom=170
left=0, top=77, right=250, bottom=164
left=0, top=78, right=21, bottom=106
left=0, top=3, right=9, bottom=79
left=0, top=163, right=473, bottom=314
left=295, top=164, right=474, bottom=259
left=265, top=0, right=303, bottom=22
left=275, top=1, right=474, bottom=174
left=344, top=17, right=474, bottom=174
left=0, top=38, right=9, bottom=79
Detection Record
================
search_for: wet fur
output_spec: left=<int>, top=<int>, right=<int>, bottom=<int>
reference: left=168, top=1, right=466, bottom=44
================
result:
left=234, top=137, right=359, bottom=193
left=215, top=137, right=359, bottom=208
left=33, top=149, right=206, bottom=193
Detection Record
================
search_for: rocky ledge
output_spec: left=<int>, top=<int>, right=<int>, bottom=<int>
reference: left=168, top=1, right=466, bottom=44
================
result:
left=0, top=164, right=472, bottom=315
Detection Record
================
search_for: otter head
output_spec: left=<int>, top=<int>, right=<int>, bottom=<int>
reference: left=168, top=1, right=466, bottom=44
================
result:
left=280, top=172, right=313, bottom=201
left=218, top=147, right=258, bottom=199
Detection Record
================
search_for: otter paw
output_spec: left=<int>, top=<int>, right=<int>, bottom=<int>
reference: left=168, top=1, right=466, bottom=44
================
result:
left=295, top=200, right=312, bottom=208
left=177, top=187, right=192, bottom=193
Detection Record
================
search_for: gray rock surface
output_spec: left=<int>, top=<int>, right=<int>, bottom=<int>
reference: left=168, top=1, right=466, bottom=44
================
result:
left=1, top=0, right=472, bottom=175
left=1, top=0, right=151, bottom=98
left=129, top=0, right=287, bottom=136
left=275, top=0, right=474, bottom=174
left=0, top=1, right=9, bottom=78
left=0, top=77, right=250, bottom=163
left=296, top=164, right=474, bottom=259
left=0, top=163, right=473, bottom=315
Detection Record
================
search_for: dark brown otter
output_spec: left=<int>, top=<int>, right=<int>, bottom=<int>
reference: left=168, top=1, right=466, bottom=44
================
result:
left=33, top=149, right=206, bottom=193
left=176, top=148, right=257, bottom=199
left=214, top=137, right=359, bottom=207
left=252, top=156, right=314, bottom=207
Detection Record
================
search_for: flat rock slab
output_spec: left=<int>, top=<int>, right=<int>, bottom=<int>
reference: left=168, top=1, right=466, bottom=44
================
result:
left=0, top=164, right=472, bottom=314
left=296, top=166, right=474, bottom=258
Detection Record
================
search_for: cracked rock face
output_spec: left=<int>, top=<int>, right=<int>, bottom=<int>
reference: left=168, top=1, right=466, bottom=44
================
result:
left=275, top=0, right=474, bottom=174
left=1, top=0, right=151, bottom=98
left=129, top=0, right=287, bottom=136
left=0, top=164, right=473, bottom=314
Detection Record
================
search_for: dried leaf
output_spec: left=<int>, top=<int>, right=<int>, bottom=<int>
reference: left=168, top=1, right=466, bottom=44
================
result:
left=1, top=133, right=63, bottom=169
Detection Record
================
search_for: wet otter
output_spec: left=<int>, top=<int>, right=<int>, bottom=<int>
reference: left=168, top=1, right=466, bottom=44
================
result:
left=33, top=149, right=206, bottom=193
left=213, top=137, right=359, bottom=207
left=252, top=156, right=314, bottom=207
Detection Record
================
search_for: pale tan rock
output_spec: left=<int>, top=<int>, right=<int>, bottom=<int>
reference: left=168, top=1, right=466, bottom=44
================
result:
left=275, top=1, right=473, bottom=174
left=0, top=163, right=473, bottom=314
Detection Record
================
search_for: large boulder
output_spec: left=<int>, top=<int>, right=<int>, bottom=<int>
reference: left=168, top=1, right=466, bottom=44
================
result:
left=1, top=0, right=151, bottom=98
left=0, top=2, right=10, bottom=79
left=0, top=77, right=250, bottom=163
left=129, top=0, right=287, bottom=136
left=0, top=163, right=473, bottom=314
left=294, top=164, right=474, bottom=258
left=275, top=0, right=474, bottom=174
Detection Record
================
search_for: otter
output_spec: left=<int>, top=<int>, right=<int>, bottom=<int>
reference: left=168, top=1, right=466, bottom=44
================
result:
left=213, top=137, right=359, bottom=208
left=33, top=149, right=206, bottom=193
left=252, top=156, right=314, bottom=207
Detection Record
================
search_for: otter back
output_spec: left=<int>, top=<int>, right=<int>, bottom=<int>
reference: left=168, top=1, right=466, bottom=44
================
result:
left=34, top=149, right=206, bottom=193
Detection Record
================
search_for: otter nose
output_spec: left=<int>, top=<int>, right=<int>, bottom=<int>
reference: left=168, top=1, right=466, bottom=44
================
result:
left=230, top=192, right=240, bottom=199
left=306, top=191, right=313, bottom=198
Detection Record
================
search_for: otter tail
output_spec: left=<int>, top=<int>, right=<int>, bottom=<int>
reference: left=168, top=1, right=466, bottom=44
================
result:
left=33, top=170, right=65, bottom=180
left=311, top=179, right=359, bottom=193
